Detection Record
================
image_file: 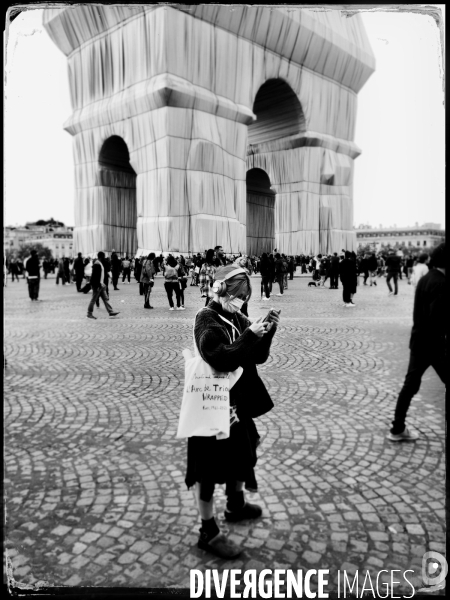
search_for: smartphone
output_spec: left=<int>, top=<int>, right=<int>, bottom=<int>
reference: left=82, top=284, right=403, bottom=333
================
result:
left=263, top=308, right=281, bottom=322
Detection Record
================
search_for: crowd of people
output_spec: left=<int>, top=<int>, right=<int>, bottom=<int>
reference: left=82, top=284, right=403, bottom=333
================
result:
left=4, top=245, right=435, bottom=310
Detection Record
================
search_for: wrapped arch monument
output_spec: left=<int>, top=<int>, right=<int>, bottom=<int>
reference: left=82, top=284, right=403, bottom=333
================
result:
left=43, top=5, right=375, bottom=256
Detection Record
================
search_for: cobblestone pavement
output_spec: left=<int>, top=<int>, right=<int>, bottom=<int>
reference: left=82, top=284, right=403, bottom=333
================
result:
left=4, top=275, right=445, bottom=593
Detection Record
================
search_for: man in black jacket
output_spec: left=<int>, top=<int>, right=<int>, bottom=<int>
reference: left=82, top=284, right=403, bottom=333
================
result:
left=329, top=253, right=340, bottom=289
left=389, top=243, right=446, bottom=441
left=25, top=250, right=41, bottom=301
left=385, top=250, right=402, bottom=296
left=73, top=252, right=85, bottom=292
left=87, top=252, right=119, bottom=319
left=339, top=251, right=356, bottom=307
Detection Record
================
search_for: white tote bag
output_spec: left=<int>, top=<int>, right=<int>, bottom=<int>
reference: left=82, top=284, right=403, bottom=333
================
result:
left=176, top=310, right=243, bottom=440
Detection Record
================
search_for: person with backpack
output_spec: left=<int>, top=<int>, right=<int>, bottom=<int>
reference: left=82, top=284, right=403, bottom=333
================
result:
left=121, top=256, right=131, bottom=283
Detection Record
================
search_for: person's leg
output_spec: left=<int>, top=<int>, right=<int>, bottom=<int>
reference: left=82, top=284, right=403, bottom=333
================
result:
left=27, top=280, right=33, bottom=300
left=87, top=288, right=101, bottom=315
left=224, top=480, right=262, bottom=521
left=164, top=282, right=174, bottom=308
left=430, top=352, right=447, bottom=384
left=343, top=286, right=350, bottom=304
left=99, top=287, right=114, bottom=314
left=393, top=273, right=398, bottom=295
left=386, top=273, right=393, bottom=293
left=127, top=269, right=131, bottom=283
left=391, top=352, right=430, bottom=434
left=277, top=276, right=284, bottom=295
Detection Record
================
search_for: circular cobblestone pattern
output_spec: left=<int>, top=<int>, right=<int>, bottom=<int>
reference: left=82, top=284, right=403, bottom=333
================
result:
left=4, top=275, right=445, bottom=592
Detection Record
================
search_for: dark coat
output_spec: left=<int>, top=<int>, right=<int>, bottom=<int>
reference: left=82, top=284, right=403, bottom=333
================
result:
left=186, top=302, right=276, bottom=494
left=410, top=269, right=445, bottom=352
left=26, top=256, right=41, bottom=278
left=386, top=255, right=402, bottom=273
left=74, top=257, right=85, bottom=274
left=339, top=258, right=357, bottom=293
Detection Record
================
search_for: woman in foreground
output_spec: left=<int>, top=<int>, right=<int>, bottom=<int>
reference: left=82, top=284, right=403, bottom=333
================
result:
left=185, top=264, right=280, bottom=559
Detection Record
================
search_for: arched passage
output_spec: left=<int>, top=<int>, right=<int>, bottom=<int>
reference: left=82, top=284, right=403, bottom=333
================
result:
left=98, top=136, right=137, bottom=255
left=246, top=168, right=275, bottom=256
left=248, top=79, right=305, bottom=145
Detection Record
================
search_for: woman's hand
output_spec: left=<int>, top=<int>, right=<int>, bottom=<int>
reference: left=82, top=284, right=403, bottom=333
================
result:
left=267, top=310, right=281, bottom=328
left=249, top=316, right=268, bottom=338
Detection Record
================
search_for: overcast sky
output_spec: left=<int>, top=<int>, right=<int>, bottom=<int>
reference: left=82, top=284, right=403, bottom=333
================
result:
left=4, top=5, right=445, bottom=230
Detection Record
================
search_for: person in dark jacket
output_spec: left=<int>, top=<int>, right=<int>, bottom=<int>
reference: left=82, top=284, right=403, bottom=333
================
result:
left=274, top=253, right=285, bottom=295
left=329, top=253, right=340, bottom=289
left=73, top=252, right=85, bottom=292
left=259, top=253, right=271, bottom=300
left=385, top=250, right=402, bottom=296
left=25, top=250, right=41, bottom=301
left=187, top=265, right=280, bottom=559
left=134, top=256, right=142, bottom=288
left=389, top=243, right=446, bottom=441
left=87, top=252, right=119, bottom=319
left=63, top=257, right=71, bottom=285
left=110, top=252, right=121, bottom=291
left=339, top=251, right=357, bottom=307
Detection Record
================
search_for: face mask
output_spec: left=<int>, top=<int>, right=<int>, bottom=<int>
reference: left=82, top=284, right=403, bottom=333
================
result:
left=227, top=295, right=245, bottom=310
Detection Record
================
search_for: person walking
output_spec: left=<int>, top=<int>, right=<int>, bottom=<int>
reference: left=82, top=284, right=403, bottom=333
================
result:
left=186, top=265, right=280, bottom=558
left=339, top=251, right=357, bottom=307
left=164, top=255, right=183, bottom=311
left=25, top=250, right=41, bottom=301
left=388, top=243, right=445, bottom=441
left=121, top=256, right=131, bottom=283
left=385, top=249, right=402, bottom=296
left=73, top=252, right=85, bottom=292
left=199, top=249, right=217, bottom=306
left=140, top=252, right=156, bottom=309
left=86, top=252, right=120, bottom=319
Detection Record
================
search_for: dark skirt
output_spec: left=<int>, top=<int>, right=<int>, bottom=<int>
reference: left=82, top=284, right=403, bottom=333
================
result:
left=185, top=416, right=260, bottom=501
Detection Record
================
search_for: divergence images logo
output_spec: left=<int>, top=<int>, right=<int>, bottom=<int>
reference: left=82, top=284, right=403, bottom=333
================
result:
left=421, top=551, right=448, bottom=591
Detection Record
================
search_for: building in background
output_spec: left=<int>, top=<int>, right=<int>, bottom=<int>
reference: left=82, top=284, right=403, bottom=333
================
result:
left=4, top=221, right=74, bottom=258
left=356, top=223, right=445, bottom=252
left=43, top=5, right=375, bottom=257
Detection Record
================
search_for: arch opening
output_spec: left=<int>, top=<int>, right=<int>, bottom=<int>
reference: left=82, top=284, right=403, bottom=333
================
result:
left=248, top=79, right=305, bottom=146
left=246, top=168, right=275, bottom=256
left=98, top=136, right=137, bottom=255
